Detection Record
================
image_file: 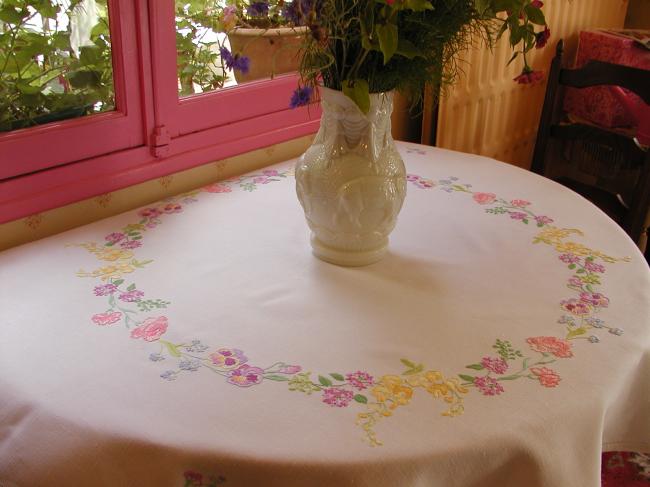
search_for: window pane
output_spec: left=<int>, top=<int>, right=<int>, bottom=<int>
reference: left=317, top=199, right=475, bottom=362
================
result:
left=175, top=0, right=304, bottom=97
left=0, top=0, right=114, bottom=132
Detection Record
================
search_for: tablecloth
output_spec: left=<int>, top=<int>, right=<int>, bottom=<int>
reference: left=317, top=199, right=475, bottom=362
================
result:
left=1, top=142, right=649, bottom=487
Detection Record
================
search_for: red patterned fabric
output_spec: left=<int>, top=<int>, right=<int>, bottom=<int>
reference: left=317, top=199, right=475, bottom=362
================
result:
left=563, top=30, right=650, bottom=128
left=602, top=452, right=650, bottom=487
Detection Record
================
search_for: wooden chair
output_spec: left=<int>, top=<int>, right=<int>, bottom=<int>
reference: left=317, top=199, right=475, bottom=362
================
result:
left=531, top=40, right=650, bottom=253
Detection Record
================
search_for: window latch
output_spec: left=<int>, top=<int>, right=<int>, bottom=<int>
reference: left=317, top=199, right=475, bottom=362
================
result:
left=151, top=126, right=171, bottom=158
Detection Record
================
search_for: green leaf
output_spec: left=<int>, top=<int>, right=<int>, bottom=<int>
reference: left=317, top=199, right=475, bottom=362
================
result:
left=342, top=79, right=370, bottom=114
left=402, top=364, right=424, bottom=375
left=458, top=374, right=476, bottom=383
left=400, top=358, right=416, bottom=368
left=466, top=363, right=485, bottom=370
left=354, top=394, right=368, bottom=404
left=318, top=375, right=333, bottom=386
left=265, top=374, right=290, bottom=381
left=568, top=264, right=576, bottom=269
left=525, top=4, right=546, bottom=25
left=376, top=23, right=398, bottom=64
left=113, top=279, right=124, bottom=286
left=396, top=39, right=423, bottom=59
left=404, top=0, right=434, bottom=11
left=127, top=283, right=136, bottom=291
left=0, top=7, right=27, bottom=25
left=330, top=373, right=345, bottom=381
left=162, top=341, right=181, bottom=358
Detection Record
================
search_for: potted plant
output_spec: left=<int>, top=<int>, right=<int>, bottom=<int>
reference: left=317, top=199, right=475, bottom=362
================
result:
left=290, top=0, right=555, bottom=266
left=217, top=0, right=310, bottom=83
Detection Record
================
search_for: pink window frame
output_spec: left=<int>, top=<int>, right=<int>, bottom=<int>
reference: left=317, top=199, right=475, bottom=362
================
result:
left=0, top=0, right=320, bottom=225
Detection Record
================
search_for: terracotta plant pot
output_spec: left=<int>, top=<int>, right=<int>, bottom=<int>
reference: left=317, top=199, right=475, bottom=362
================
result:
left=227, top=26, right=307, bottom=84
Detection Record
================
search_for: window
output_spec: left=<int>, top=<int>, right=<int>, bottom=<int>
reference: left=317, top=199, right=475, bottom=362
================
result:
left=0, top=0, right=318, bottom=223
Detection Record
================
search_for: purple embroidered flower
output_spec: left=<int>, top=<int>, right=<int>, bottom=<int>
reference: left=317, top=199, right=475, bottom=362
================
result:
left=105, top=232, right=125, bottom=244
left=289, top=86, right=313, bottom=108
left=579, top=292, right=609, bottom=308
left=160, top=370, right=177, bottom=381
left=322, top=387, right=354, bottom=407
left=149, top=353, right=165, bottom=362
left=278, top=364, right=302, bottom=374
left=219, top=47, right=250, bottom=74
left=247, top=1, right=269, bottom=17
left=186, top=340, right=209, bottom=353
left=480, top=356, right=508, bottom=375
left=561, top=298, right=591, bottom=315
left=474, top=376, right=505, bottom=396
left=585, top=317, right=604, bottom=328
left=534, top=215, right=554, bottom=226
left=509, top=211, right=528, bottom=220
left=179, top=359, right=201, bottom=372
left=120, top=240, right=142, bottom=249
left=559, top=253, right=580, bottom=264
left=119, top=290, right=144, bottom=302
left=346, top=371, right=374, bottom=390
left=263, top=169, right=279, bottom=176
left=227, top=365, right=264, bottom=387
left=253, top=176, right=269, bottom=184
left=139, top=207, right=162, bottom=218
left=584, top=261, right=605, bottom=273
left=94, top=283, right=118, bottom=296
left=406, top=174, right=420, bottom=182
left=210, top=348, right=248, bottom=369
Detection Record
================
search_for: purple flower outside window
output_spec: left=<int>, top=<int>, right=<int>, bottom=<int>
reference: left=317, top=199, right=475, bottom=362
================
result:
left=289, top=86, right=313, bottom=108
left=219, top=47, right=250, bottom=74
left=247, top=1, right=269, bottom=17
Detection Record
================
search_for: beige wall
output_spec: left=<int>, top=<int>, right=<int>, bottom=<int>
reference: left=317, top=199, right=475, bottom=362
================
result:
left=436, top=0, right=629, bottom=168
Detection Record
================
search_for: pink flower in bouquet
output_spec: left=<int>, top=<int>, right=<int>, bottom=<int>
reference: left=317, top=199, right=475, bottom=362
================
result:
left=203, top=183, right=232, bottom=193
left=480, top=356, right=508, bottom=374
left=526, top=336, right=573, bottom=358
left=227, top=365, right=264, bottom=387
left=210, top=348, right=248, bottom=369
left=579, top=292, right=609, bottom=308
left=561, top=298, right=592, bottom=316
left=278, top=364, right=302, bottom=374
left=92, top=311, right=122, bottom=326
left=510, top=199, right=530, bottom=207
left=473, top=192, right=497, bottom=205
left=531, top=367, right=561, bottom=387
left=322, top=387, right=354, bottom=407
left=474, top=376, right=505, bottom=396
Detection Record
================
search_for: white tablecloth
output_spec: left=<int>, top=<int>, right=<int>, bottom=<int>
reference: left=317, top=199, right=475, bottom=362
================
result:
left=1, top=143, right=649, bottom=487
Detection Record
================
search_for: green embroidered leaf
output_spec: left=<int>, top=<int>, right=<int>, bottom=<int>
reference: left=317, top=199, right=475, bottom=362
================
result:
left=163, top=341, right=181, bottom=358
left=354, top=394, right=368, bottom=404
left=113, top=279, right=124, bottom=286
left=498, top=375, right=520, bottom=381
left=265, top=374, right=291, bottom=381
left=105, top=242, right=115, bottom=247
left=127, top=283, right=136, bottom=291
left=567, top=327, right=587, bottom=339
left=330, top=373, right=345, bottom=381
left=402, top=364, right=424, bottom=375
left=318, top=375, right=333, bottom=386
left=466, top=363, right=484, bottom=370
left=400, top=358, right=416, bottom=368
left=458, top=374, right=476, bottom=383
left=576, top=269, right=585, bottom=274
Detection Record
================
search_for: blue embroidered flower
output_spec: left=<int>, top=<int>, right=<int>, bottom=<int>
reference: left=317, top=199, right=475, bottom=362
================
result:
left=585, top=317, right=604, bottom=328
left=609, top=328, right=624, bottom=336
left=179, top=359, right=201, bottom=372
left=186, top=340, right=209, bottom=353
left=588, top=335, right=600, bottom=343
left=557, top=315, right=575, bottom=325
left=160, top=370, right=178, bottom=381
left=149, top=353, right=165, bottom=361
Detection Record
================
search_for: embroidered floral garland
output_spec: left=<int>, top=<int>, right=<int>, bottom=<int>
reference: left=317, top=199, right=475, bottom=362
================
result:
left=72, top=160, right=629, bottom=448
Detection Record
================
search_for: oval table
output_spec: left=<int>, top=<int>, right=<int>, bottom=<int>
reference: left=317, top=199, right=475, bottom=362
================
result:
left=1, top=142, right=649, bottom=487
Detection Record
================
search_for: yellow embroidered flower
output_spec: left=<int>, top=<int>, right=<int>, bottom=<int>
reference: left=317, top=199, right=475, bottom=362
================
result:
left=371, top=375, right=413, bottom=410
left=533, top=226, right=583, bottom=245
left=77, top=261, right=136, bottom=280
left=96, top=248, right=134, bottom=262
left=123, top=223, right=145, bottom=232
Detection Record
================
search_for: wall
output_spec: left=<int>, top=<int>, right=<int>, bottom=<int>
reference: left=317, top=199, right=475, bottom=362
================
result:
left=0, top=135, right=314, bottom=251
left=435, top=0, right=629, bottom=168
left=625, top=0, right=650, bottom=29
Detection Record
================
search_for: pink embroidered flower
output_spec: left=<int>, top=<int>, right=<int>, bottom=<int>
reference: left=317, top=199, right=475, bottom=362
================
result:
left=227, top=365, right=264, bottom=387
left=510, top=199, right=530, bottom=207
left=580, top=292, right=609, bottom=308
left=105, top=232, right=125, bottom=244
left=120, top=240, right=142, bottom=249
left=535, top=215, right=554, bottom=225
left=253, top=176, right=269, bottom=184
left=278, top=364, right=302, bottom=374
left=322, top=387, right=354, bottom=407
left=473, top=192, right=497, bottom=205
left=416, top=179, right=435, bottom=189
left=263, top=169, right=279, bottom=176
left=530, top=367, right=561, bottom=387
left=183, top=471, right=203, bottom=485
left=94, top=284, right=118, bottom=296
left=561, top=298, right=592, bottom=315
left=526, top=336, right=573, bottom=358
left=130, top=316, right=168, bottom=341
left=474, top=376, right=505, bottom=396
left=509, top=211, right=528, bottom=220
left=559, top=253, right=580, bottom=264
left=406, top=174, right=420, bottom=182
left=162, top=203, right=182, bottom=214
left=568, top=277, right=583, bottom=287
left=210, top=348, right=248, bottom=369
left=119, top=290, right=144, bottom=302
left=480, top=356, right=508, bottom=375
left=514, top=69, right=544, bottom=85
left=346, top=371, right=374, bottom=390
left=203, top=183, right=232, bottom=193
left=138, top=207, right=162, bottom=218
left=92, top=311, right=122, bottom=326
left=584, top=261, right=605, bottom=273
